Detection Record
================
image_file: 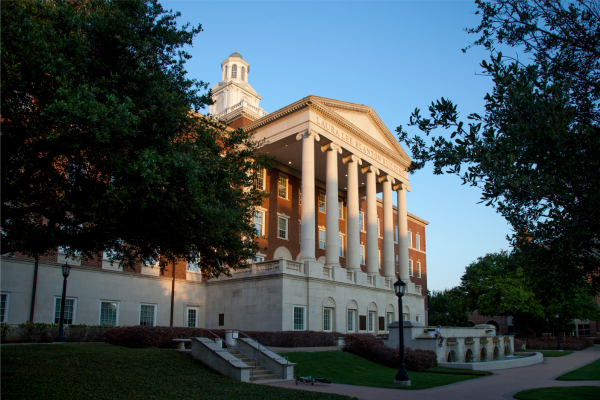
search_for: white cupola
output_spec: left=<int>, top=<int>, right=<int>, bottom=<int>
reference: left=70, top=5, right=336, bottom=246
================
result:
left=208, top=51, right=267, bottom=123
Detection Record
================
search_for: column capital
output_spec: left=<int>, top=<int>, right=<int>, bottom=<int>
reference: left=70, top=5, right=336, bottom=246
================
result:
left=321, top=142, right=343, bottom=154
left=295, top=129, right=321, bottom=142
left=393, top=182, right=412, bottom=192
left=378, top=174, right=395, bottom=184
left=342, top=154, right=363, bottom=165
left=361, top=165, right=380, bottom=175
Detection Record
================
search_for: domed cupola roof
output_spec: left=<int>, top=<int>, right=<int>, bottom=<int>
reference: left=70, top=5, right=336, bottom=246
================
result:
left=229, top=51, right=243, bottom=59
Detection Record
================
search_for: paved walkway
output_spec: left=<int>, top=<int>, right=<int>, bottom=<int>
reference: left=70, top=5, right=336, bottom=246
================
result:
left=263, top=345, right=600, bottom=400
left=269, top=346, right=343, bottom=353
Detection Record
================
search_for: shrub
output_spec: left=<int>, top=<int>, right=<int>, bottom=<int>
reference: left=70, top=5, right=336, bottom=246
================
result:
left=514, top=339, right=526, bottom=350
left=16, top=322, right=58, bottom=343
left=101, top=326, right=223, bottom=348
left=65, top=324, right=114, bottom=342
left=526, top=337, right=594, bottom=351
left=1, top=322, right=13, bottom=342
left=343, top=333, right=437, bottom=372
left=241, top=330, right=343, bottom=347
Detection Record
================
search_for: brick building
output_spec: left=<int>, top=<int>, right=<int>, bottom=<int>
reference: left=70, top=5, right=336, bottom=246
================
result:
left=1, top=52, right=429, bottom=333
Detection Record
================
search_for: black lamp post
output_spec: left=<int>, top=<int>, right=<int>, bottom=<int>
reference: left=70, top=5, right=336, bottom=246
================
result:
left=393, top=278, right=410, bottom=386
left=54, top=263, right=71, bottom=343
left=555, top=311, right=562, bottom=351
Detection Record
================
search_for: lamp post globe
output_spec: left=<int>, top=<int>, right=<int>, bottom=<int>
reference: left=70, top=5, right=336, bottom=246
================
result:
left=54, top=262, right=71, bottom=343
left=393, top=278, right=410, bottom=386
left=555, top=312, right=563, bottom=351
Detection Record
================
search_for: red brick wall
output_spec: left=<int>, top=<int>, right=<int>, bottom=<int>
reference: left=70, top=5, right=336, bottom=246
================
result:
left=228, top=116, right=254, bottom=129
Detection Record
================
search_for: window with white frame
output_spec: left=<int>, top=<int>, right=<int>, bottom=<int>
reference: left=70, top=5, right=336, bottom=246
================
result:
left=368, top=311, right=376, bottom=332
left=395, top=226, right=399, bottom=243
left=318, top=192, right=326, bottom=213
left=378, top=250, right=381, bottom=269
left=253, top=255, right=264, bottom=263
left=54, top=297, right=76, bottom=324
left=319, top=229, right=325, bottom=249
left=409, top=259, right=414, bottom=276
left=187, top=307, right=199, bottom=328
left=254, top=210, right=264, bottom=236
left=278, top=216, right=288, bottom=239
left=338, top=200, right=343, bottom=219
left=347, top=310, right=355, bottom=332
left=241, top=66, right=246, bottom=81
left=0, top=293, right=9, bottom=323
left=231, top=64, right=237, bottom=78
left=387, top=313, right=393, bottom=328
left=417, top=261, right=422, bottom=278
left=416, top=315, right=421, bottom=323
left=403, top=313, right=409, bottom=321
left=323, top=308, right=333, bottom=331
left=99, top=301, right=119, bottom=326
left=223, top=65, right=228, bottom=80
left=416, top=234, right=420, bottom=250
left=415, top=285, right=421, bottom=293
left=377, top=219, right=381, bottom=237
left=278, top=175, right=288, bottom=199
left=255, top=168, right=265, bottom=191
left=396, top=255, right=399, bottom=274
left=339, top=235, right=344, bottom=257
left=360, top=245, right=365, bottom=265
left=140, top=304, right=156, bottom=326
left=293, top=306, right=305, bottom=330
left=359, top=212, right=364, bottom=231
left=408, top=232, right=412, bottom=247
left=187, top=252, right=200, bottom=273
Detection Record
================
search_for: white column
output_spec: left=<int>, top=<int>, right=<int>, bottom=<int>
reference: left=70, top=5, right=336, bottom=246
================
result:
left=322, top=143, right=343, bottom=267
left=296, top=130, right=320, bottom=260
left=395, top=183, right=411, bottom=281
left=362, top=165, right=380, bottom=276
left=343, top=155, right=362, bottom=272
left=381, top=175, right=395, bottom=279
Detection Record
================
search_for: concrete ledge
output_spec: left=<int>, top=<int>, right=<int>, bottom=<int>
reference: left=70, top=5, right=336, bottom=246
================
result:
left=191, top=337, right=252, bottom=382
left=439, top=352, right=543, bottom=371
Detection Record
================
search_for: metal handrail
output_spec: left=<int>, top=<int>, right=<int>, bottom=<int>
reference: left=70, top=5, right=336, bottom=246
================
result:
left=237, top=330, right=289, bottom=368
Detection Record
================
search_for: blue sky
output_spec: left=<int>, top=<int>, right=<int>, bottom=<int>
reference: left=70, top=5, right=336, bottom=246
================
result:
left=162, top=0, right=513, bottom=291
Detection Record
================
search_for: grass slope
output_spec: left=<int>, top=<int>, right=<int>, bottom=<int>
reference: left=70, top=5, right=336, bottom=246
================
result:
left=280, top=350, right=488, bottom=390
left=514, top=386, right=599, bottom=400
left=1, top=344, right=352, bottom=400
left=522, top=349, right=574, bottom=357
left=556, top=358, right=600, bottom=381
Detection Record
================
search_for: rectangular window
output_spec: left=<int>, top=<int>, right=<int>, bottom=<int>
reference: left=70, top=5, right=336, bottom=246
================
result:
left=409, top=259, right=414, bottom=276
left=0, top=293, right=8, bottom=323
left=54, top=298, right=75, bottom=325
left=339, top=235, right=344, bottom=257
left=347, top=310, right=355, bottom=332
left=577, top=324, right=591, bottom=336
left=319, top=229, right=326, bottom=249
left=378, top=250, right=381, bottom=269
left=255, top=168, right=265, bottom=191
left=139, top=304, right=156, bottom=326
left=187, top=308, right=197, bottom=328
left=368, top=312, right=375, bottom=332
left=379, top=316, right=385, bottom=331
left=323, top=308, right=332, bottom=331
left=415, top=285, right=421, bottom=292
left=387, top=313, right=393, bottom=327
left=100, top=301, right=118, bottom=326
left=278, top=216, right=288, bottom=239
left=338, top=200, right=343, bottom=219
left=293, top=306, right=305, bottom=330
left=359, top=212, right=364, bottom=231
left=278, top=175, right=288, bottom=198
left=395, top=226, right=399, bottom=243
left=318, top=192, right=326, bottom=213
left=417, top=262, right=422, bottom=278
left=359, top=315, right=367, bottom=331
left=253, top=256, right=264, bottom=263
left=360, top=245, right=365, bottom=265
left=396, top=255, right=399, bottom=274
left=254, top=210, right=264, bottom=236
left=403, top=313, right=409, bottom=321
left=416, top=234, right=420, bottom=250
left=187, top=252, right=200, bottom=273
left=416, top=315, right=421, bottom=323
left=408, top=232, right=412, bottom=248
left=219, top=313, right=225, bottom=326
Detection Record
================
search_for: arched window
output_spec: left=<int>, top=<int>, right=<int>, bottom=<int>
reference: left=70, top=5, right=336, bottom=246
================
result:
left=223, top=66, right=228, bottom=80
left=231, top=64, right=237, bottom=79
left=241, top=66, right=246, bottom=81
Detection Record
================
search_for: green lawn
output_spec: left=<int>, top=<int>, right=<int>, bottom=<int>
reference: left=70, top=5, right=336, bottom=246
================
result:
left=1, top=344, right=352, bottom=400
left=279, top=351, right=489, bottom=390
left=513, top=386, right=599, bottom=400
left=522, top=349, right=574, bottom=357
left=556, top=358, right=600, bottom=381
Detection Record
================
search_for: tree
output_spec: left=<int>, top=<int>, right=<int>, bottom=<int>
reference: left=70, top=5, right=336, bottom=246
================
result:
left=456, top=251, right=600, bottom=338
left=427, top=288, right=470, bottom=327
left=397, top=0, right=600, bottom=291
left=1, top=0, right=271, bottom=276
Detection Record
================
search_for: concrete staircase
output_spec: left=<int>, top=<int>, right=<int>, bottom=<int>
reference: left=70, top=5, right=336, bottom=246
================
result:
left=227, top=348, right=278, bottom=382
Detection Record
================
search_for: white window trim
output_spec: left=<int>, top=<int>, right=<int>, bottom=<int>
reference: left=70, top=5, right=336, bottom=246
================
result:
left=254, top=207, right=267, bottom=237
left=102, top=249, right=122, bottom=270
left=99, top=300, right=120, bottom=326
left=139, top=303, right=158, bottom=326
left=1, top=292, right=10, bottom=323
left=277, top=213, right=290, bottom=240
left=323, top=307, right=333, bottom=332
left=368, top=311, right=376, bottom=333
left=360, top=245, right=365, bottom=265
left=318, top=191, right=326, bottom=213
left=377, top=218, right=382, bottom=239
left=416, top=315, right=421, bottom=323
left=417, top=261, right=422, bottom=278
left=54, top=297, right=77, bottom=325
left=378, top=250, right=381, bottom=269
left=278, top=173, right=289, bottom=200
left=408, top=231, right=412, bottom=248
left=394, top=226, right=399, bottom=243
left=347, top=309, right=355, bottom=333
left=339, top=233, right=345, bottom=258
left=252, top=252, right=266, bottom=263
left=338, top=199, right=344, bottom=220
left=409, top=259, right=414, bottom=276
left=186, top=306, right=200, bottom=328
left=359, top=212, right=365, bottom=232
left=416, top=234, right=421, bottom=250
left=318, top=228, right=326, bottom=249
left=293, top=305, right=306, bottom=331
left=255, top=168, right=266, bottom=191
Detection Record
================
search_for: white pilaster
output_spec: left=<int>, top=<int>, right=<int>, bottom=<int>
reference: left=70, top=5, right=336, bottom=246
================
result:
left=395, top=183, right=411, bottom=281
left=343, top=155, right=362, bottom=272
left=322, top=143, right=343, bottom=267
left=362, top=165, right=380, bottom=276
left=296, top=130, right=320, bottom=260
left=381, top=175, right=395, bottom=279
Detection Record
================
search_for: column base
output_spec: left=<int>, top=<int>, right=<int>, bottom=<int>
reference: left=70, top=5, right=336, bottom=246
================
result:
left=325, top=263, right=340, bottom=268
left=394, top=380, right=411, bottom=386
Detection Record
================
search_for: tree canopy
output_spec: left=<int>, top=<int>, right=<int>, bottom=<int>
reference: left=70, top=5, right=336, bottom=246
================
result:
left=1, top=0, right=271, bottom=276
left=427, top=289, right=470, bottom=327
left=397, top=0, right=600, bottom=290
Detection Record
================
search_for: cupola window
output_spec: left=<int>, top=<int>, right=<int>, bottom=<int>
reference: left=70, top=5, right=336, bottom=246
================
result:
left=224, top=66, right=228, bottom=80
left=241, top=66, right=246, bottom=81
left=231, top=64, right=237, bottom=79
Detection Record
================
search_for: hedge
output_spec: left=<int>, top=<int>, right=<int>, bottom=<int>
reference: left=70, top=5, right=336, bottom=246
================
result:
left=2, top=322, right=113, bottom=343
left=102, top=326, right=224, bottom=348
left=526, top=337, right=595, bottom=351
left=241, top=330, right=343, bottom=347
left=343, top=333, right=437, bottom=372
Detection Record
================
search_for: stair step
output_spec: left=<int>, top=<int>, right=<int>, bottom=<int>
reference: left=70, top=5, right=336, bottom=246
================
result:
left=250, top=374, right=278, bottom=381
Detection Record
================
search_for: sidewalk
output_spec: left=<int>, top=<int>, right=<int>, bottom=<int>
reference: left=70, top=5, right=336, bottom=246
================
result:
left=263, top=345, right=600, bottom=400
